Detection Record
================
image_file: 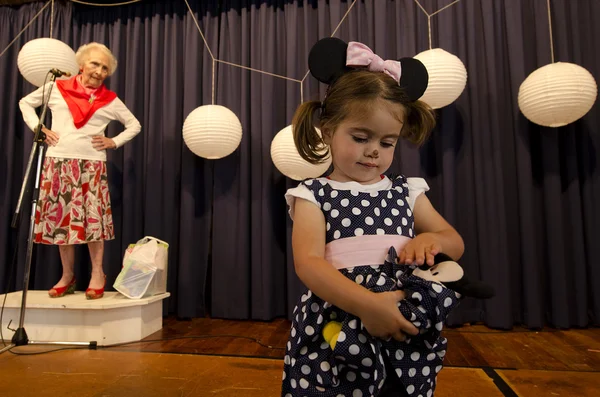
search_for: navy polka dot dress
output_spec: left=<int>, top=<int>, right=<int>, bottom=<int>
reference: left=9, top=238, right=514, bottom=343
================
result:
left=281, top=175, right=461, bottom=397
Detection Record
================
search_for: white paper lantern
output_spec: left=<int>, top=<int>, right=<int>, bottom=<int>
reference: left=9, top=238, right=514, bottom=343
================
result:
left=182, top=105, right=243, bottom=159
left=518, top=62, right=597, bottom=127
left=413, top=48, right=468, bottom=109
left=17, top=38, right=79, bottom=87
left=270, top=125, right=331, bottom=181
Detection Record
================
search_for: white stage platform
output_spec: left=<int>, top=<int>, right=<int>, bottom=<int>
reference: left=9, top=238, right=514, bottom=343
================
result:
left=0, top=290, right=170, bottom=346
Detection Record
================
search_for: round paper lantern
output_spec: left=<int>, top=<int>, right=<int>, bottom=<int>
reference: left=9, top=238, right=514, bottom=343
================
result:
left=17, top=38, right=79, bottom=87
left=182, top=105, right=243, bottom=159
left=270, top=125, right=331, bottom=180
left=518, top=62, right=597, bottom=127
left=413, top=48, right=468, bottom=109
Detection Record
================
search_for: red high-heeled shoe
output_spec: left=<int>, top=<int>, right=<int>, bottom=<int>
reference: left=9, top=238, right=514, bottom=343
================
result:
left=85, top=275, right=106, bottom=300
left=48, top=277, right=76, bottom=298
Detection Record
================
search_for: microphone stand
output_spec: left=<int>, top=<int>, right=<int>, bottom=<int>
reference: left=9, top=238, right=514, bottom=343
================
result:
left=0, top=71, right=96, bottom=354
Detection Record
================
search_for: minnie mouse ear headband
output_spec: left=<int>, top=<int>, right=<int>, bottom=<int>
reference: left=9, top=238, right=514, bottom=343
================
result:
left=308, top=37, right=429, bottom=102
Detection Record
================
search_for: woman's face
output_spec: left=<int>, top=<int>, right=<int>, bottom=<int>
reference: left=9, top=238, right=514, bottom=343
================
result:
left=80, top=49, right=110, bottom=88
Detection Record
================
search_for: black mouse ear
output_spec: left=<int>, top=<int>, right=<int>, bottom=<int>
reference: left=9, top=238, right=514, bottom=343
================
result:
left=398, top=57, right=429, bottom=101
left=308, top=37, right=351, bottom=85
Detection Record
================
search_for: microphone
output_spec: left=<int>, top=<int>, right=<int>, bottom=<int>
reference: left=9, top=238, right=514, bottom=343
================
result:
left=49, top=68, right=72, bottom=77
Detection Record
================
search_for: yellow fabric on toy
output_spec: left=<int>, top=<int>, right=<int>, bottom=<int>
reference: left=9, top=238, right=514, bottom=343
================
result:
left=322, top=321, right=342, bottom=349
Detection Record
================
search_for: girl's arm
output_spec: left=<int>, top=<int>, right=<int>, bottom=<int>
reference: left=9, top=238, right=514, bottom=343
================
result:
left=292, top=198, right=418, bottom=339
left=399, top=193, right=465, bottom=266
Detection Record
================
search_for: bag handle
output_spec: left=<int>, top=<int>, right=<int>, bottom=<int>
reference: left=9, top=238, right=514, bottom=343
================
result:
left=138, top=236, right=169, bottom=246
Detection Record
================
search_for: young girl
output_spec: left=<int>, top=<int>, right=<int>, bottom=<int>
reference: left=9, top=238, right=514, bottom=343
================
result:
left=281, top=38, right=465, bottom=397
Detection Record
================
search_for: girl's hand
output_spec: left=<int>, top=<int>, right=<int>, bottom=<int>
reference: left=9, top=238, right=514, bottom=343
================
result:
left=358, top=290, right=418, bottom=341
left=92, top=135, right=116, bottom=150
left=41, top=126, right=59, bottom=146
left=399, top=232, right=442, bottom=266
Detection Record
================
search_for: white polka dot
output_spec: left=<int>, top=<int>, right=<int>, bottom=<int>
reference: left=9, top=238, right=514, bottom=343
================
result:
left=376, top=276, right=386, bottom=286
left=333, top=230, right=341, bottom=239
left=352, top=207, right=361, bottom=215
left=444, top=297, right=453, bottom=307
left=361, top=357, right=373, bottom=367
left=374, top=369, right=378, bottom=380
left=305, top=180, right=313, bottom=186
left=412, top=292, right=423, bottom=301
left=397, top=199, right=404, bottom=206
left=323, top=202, right=331, bottom=211
left=318, top=188, right=324, bottom=196
left=309, top=352, right=318, bottom=360
left=331, top=209, right=339, bottom=218
left=395, top=368, right=403, bottom=377
left=317, top=314, right=324, bottom=324
left=381, top=199, right=387, bottom=207
left=409, top=367, right=417, bottom=377
left=320, top=361, right=331, bottom=371
left=361, top=372, right=370, bottom=379
left=427, top=353, right=436, bottom=361
left=395, top=349, right=404, bottom=360
left=326, top=222, right=331, bottom=231
left=300, top=346, right=307, bottom=355
left=418, top=305, right=427, bottom=314
left=374, top=207, right=381, bottom=216
left=352, top=389, right=362, bottom=397
left=396, top=226, right=402, bottom=234
left=407, top=208, right=413, bottom=217
left=438, top=350, right=446, bottom=358
left=376, top=228, right=385, bottom=235
left=282, top=372, right=286, bottom=381
left=311, top=302, right=320, bottom=312
left=370, top=191, right=378, bottom=197
left=305, top=326, right=315, bottom=336
left=290, top=378, right=297, bottom=388
left=284, top=355, right=291, bottom=364
left=391, top=208, right=400, bottom=216
left=342, top=218, right=351, bottom=227
left=358, top=333, right=367, bottom=343
left=349, top=344, right=360, bottom=355
left=361, top=199, right=370, bottom=207
left=395, top=186, right=403, bottom=193
left=409, top=229, right=414, bottom=237
left=350, top=190, right=359, bottom=196
left=337, top=331, right=346, bottom=342
left=341, top=198, right=349, bottom=207
left=432, top=283, right=443, bottom=293
left=365, top=217, right=374, bottom=225
left=291, top=328, right=296, bottom=337
left=354, top=228, right=364, bottom=236
left=407, top=385, right=415, bottom=394
left=427, top=390, right=433, bottom=397
left=422, top=366, right=431, bottom=376
left=302, top=365, right=311, bottom=375
left=435, top=365, right=442, bottom=373
left=384, top=218, right=392, bottom=226
left=387, top=191, right=393, bottom=199
left=300, top=378, right=309, bottom=388
left=411, top=352, right=421, bottom=361
left=355, top=275, right=364, bottom=284
left=331, top=190, right=338, bottom=198
left=435, top=322, right=443, bottom=331
left=402, top=217, right=408, bottom=226
left=317, top=374, right=323, bottom=384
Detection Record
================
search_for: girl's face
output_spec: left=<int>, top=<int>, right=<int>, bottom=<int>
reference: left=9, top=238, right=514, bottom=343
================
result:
left=325, top=101, right=405, bottom=185
left=80, top=50, right=110, bottom=88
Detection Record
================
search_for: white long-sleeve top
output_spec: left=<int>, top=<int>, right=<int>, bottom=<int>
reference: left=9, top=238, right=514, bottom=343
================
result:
left=19, top=82, right=141, bottom=161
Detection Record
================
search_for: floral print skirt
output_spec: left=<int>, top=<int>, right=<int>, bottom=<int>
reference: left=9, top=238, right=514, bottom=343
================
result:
left=34, top=157, right=115, bottom=245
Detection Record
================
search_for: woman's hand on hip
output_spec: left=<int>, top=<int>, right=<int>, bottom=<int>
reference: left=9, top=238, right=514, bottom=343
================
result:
left=92, top=136, right=116, bottom=150
left=42, top=127, right=59, bottom=146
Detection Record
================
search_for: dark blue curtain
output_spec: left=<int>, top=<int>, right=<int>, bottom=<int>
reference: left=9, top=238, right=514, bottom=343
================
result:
left=0, top=0, right=598, bottom=329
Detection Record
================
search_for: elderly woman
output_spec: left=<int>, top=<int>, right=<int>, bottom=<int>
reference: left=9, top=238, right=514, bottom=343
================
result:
left=19, top=42, right=141, bottom=300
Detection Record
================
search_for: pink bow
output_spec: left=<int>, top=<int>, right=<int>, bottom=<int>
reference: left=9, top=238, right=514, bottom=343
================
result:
left=346, top=42, right=402, bottom=83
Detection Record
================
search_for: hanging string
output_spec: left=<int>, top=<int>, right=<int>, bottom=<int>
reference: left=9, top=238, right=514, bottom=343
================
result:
left=547, top=0, right=555, bottom=63
left=0, top=1, right=52, bottom=59
left=414, top=0, right=461, bottom=50
left=50, top=0, right=54, bottom=38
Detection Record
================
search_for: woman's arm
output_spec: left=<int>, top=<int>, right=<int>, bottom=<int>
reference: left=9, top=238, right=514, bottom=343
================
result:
left=18, top=84, right=48, bottom=132
left=110, top=98, right=141, bottom=148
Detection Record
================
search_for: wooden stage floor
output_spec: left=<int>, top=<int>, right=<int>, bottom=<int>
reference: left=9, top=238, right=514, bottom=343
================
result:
left=1, top=317, right=599, bottom=396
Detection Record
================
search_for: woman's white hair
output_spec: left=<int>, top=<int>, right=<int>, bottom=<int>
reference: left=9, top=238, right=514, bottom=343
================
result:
left=75, top=42, right=118, bottom=75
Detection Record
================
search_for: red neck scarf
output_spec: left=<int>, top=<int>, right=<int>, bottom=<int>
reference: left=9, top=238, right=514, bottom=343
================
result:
left=56, top=76, right=117, bottom=129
